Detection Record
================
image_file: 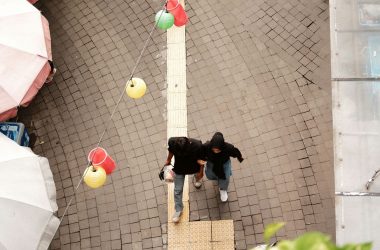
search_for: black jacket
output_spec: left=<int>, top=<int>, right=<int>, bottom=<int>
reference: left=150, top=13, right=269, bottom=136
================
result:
left=168, top=137, right=202, bottom=175
left=203, top=132, right=243, bottom=179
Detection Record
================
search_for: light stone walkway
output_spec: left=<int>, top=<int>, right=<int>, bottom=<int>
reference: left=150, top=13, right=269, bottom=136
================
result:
left=166, top=1, right=234, bottom=249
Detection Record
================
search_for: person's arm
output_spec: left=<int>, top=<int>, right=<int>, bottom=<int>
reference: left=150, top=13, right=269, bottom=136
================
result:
left=196, top=140, right=207, bottom=165
left=195, top=161, right=205, bottom=181
left=165, top=151, right=174, bottom=166
left=196, top=141, right=206, bottom=180
left=199, top=143, right=208, bottom=161
left=197, top=159, right=206, bottom=165
left=227, top=143, right=244, bottom=163
left=165, top=137, right=175, bottom=165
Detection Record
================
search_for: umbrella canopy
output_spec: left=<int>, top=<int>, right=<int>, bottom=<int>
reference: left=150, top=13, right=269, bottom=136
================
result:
left=0, top=133, right=59, bottom=250
left=0, top=0, right=52, bottom=121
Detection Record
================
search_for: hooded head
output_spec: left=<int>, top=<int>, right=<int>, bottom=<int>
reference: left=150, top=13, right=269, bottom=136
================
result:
left=210, top=132, right=225, bottom=153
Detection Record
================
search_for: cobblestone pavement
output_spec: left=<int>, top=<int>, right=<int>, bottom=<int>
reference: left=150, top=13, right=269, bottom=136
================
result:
left=19, top=0, right=333, bottom=249
left=185, top=0, right=334, bottom=248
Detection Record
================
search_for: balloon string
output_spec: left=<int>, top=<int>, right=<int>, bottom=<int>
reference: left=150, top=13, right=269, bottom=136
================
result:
left=58, top=0, right=169, bottom=226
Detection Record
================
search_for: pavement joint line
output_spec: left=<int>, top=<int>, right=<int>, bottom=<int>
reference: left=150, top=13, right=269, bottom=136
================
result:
left=166, top=1, right=235, bottom=249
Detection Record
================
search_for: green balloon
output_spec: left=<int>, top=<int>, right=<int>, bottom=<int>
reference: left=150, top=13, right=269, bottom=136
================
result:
left=155, top=10, right=174, bottom=30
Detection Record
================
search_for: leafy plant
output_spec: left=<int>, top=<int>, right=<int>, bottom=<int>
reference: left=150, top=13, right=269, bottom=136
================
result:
left=251, top=222, right=372, bottom=250
left=264, top=222, right=285, bottom=246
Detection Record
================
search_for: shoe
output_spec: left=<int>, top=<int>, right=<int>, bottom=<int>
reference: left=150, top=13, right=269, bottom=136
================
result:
left=220, top=189, right=228, bottom=202
left=45, top=68, right=57, bottom=83
left=194, top=175, right=202, bottom=189
left=172, top=211, right=182, bottom=223
left=194, top=181, right=202, bottom=188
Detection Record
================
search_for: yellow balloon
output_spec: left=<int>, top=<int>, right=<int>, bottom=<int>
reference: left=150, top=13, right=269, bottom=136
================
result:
left=126, top=77, right=147, bottom=99
left=84, top=165, right=107, bottom=188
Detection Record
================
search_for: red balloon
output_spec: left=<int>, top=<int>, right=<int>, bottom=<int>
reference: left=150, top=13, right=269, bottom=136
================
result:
left=166, top=0, right=188, bottom=27
left=88, top=147, right=116, bottom=175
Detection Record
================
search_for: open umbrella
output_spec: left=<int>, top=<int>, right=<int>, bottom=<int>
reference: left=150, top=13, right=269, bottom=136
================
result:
left=0, top=133, right=59, bottom=250
left=0, top=0, right=52, bottom=121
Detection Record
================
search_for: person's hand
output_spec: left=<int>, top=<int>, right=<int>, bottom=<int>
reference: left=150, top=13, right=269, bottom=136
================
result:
left=238, top=157, right=244, bottom=163
left=197, top=160, right=206, bottom=166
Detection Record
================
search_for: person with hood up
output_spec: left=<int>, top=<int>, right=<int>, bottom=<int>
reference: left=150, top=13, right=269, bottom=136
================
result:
left=165, top=137, right=205, bottom=223
left=203, top=132, right=244, bottom=202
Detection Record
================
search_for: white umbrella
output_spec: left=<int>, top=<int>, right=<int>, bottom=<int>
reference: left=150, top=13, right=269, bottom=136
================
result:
left=0, top=0, right=52, bottom=121
left=0, top=133, right=59, bottom=250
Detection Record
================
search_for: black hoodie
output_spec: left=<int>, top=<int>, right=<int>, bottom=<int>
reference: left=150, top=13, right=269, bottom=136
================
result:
left=203, top=132, right=243, bottom=179
left=168, top=137, right=203, bottom=175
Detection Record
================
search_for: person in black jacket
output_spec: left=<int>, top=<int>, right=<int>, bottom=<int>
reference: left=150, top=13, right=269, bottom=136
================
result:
left=165, top=137, right=205, bottom=222
left=203, top=132, right=244, bottom=202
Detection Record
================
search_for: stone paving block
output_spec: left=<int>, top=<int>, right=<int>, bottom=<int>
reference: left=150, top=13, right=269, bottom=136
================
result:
left=168, top=243, right=190, bottom=250
left=167, top=93, right=187, bottom=111
left=167, top=127, right=188, bottom=138
left=167, top=60, right=187, bottom=77
left=167, top=44, right=186, bottom=60
left=189, top=221, right=211, bottom=243
left=167, top=107, right=188, bottom=128
left=167, top=75, right=187, bottom=93
left=167, top=29, right=186, bottom=44
left=212, top=241, right=235, bottom=250
left=211, top=220, right=234, bottom=242
left=191, top=242, right=213, bottom=250
left=168, top=222, right=190, bottom=245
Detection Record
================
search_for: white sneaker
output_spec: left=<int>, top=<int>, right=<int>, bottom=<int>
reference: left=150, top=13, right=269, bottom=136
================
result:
left=194, top=175, right=202, bottom=188
left=172, top=211, right=182, bottom=223
left=194, top=181, right=202, bottom=188
left=45, top=68, right=57, bottom=83
left=220, top=189, right=228, bottom=202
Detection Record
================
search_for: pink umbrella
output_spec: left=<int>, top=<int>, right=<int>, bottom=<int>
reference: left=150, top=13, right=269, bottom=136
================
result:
left=0, top=0, right=52, bottom=121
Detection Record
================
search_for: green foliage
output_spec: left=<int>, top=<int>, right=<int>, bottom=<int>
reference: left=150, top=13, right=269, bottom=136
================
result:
left=264, top=222, right=285, bottom=245
left=251, top=222, right=372, bottom=250
left=276, top=240, right=294, bottom=250
left=336, top=243, right=372, bottom=250
left=287, top=232, right=334, bottom=250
